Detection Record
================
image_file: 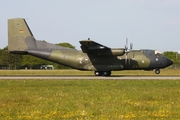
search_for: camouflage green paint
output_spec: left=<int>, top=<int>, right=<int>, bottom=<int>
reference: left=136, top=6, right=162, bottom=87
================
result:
left=49, top=50, right=86, bottom=69
left=8, top=18, right=173, bottom=76
left=8, top=18, right=35, bottom=51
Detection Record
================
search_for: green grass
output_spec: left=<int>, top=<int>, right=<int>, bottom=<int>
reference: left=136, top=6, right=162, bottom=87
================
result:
left=0, top=79, right=180, bottom=119
left=0, top=69, right=180, bottom=76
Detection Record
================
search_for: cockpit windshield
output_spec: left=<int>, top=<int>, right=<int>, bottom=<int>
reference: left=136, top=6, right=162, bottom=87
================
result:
left=155, top=50, right=162, bottom=57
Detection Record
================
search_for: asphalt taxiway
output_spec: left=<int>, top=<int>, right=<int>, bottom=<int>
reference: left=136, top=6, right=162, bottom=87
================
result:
left=0, top=76, right=180, bottom=80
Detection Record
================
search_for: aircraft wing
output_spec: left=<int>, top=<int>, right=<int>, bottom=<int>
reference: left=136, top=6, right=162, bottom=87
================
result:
left=80, top=40, right=125, bottom=56
left=79, top=40, right=111, bottom=55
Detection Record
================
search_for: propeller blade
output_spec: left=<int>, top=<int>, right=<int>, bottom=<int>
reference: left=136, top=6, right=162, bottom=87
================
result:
left=124, top=38, right=134, bottom=65
left=126, top=38, right=128, bottom=50
left=125, top=45, right=127, bottom=51
left=125, top=54, right=127, bottom=65
left=130, top=43, right=133, bottom=50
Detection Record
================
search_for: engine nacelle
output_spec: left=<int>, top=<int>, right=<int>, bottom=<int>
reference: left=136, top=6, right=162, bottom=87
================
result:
left=110, top=48, right=125, bottom=56
left=95, top=48, right=125, bottom=56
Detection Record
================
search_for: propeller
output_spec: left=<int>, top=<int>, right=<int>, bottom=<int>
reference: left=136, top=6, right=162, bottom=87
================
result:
left=124, top=38, right=133, bottom=65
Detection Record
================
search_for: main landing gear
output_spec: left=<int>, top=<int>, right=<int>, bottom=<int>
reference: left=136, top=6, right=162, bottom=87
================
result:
left=155, top=69, right=160, bottom=74
left=94, top=71, right=111, bottom=76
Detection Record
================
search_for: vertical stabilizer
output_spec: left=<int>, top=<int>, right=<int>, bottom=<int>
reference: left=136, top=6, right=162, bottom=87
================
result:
left=8, top=18, right=37, bottom=52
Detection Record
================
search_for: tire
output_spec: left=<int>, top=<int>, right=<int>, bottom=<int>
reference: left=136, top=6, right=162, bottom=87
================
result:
left=103, top=71, right=111, bottom=76
left=94, top=71, right=102, bottom=76
left=155, top=69, right=160, bottom=74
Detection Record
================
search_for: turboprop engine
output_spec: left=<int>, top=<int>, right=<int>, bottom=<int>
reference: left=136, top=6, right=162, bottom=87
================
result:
left=108, top=48, right=125, bottom=56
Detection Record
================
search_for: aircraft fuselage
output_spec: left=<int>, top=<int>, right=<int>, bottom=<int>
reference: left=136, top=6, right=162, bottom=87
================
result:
left=25, top=49, right=173, bottom=72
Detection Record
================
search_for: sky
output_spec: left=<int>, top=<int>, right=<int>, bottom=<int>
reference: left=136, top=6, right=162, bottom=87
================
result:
left=1, top=0, right=180, bottom=52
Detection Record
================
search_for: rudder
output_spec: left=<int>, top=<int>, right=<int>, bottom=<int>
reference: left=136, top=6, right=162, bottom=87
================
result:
left=8, top=18, right=37, bottom=52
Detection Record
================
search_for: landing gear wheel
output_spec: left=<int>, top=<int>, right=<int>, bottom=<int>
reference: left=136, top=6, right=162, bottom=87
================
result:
left=94, top=71, right=111, bottom=76
left=103, top=71, right=111, bottom=76
left=155, top=69, right=160, bottom=74
left=94, top=71, right=103, bottom=76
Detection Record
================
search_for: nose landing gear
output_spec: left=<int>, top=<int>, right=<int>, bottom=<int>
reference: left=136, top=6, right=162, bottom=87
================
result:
left=155, top=69, right=160, bottom=74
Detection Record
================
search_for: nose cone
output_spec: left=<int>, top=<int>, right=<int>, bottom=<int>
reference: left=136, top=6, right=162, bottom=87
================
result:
left=167, top=58, right=173, bottom=66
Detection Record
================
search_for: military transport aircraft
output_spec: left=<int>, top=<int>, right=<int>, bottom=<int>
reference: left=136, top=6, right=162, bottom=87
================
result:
left=8, top=18, right=173, bottom=76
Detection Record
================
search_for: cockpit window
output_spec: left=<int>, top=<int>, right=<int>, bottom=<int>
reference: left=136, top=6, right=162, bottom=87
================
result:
left=155, top=50, right=162, bottom=57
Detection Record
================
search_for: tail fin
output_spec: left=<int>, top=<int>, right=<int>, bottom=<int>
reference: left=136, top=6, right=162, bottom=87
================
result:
left=8, top=18, right=37, bottom=52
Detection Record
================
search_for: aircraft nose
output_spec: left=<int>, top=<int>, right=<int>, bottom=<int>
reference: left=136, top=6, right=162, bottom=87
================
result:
left=167, top=58, right=173, bottom=66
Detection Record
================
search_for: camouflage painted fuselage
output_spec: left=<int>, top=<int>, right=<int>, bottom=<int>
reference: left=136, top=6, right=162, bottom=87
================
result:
left=26, top=48, right=172, bottom=71
left=8, top=18, right=173, bottom=76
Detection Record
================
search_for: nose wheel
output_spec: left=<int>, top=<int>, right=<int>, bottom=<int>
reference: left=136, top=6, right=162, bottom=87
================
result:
left=155, top=69, right=160, bottom=74
left=94, top=71, right=111, bottom=76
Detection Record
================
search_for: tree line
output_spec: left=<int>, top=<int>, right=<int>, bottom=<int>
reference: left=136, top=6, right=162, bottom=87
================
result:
left=0, top=43, right=179, bottom=69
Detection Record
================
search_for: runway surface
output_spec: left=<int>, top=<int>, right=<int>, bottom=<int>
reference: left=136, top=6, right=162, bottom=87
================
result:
left=0, top=76, right=180, bottom=80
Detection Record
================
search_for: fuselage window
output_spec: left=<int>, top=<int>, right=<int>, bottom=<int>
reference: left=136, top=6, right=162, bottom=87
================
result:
left=155, top=50, right=162, bottom=57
